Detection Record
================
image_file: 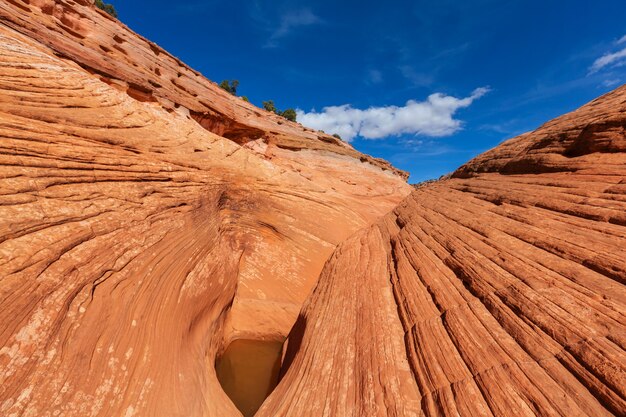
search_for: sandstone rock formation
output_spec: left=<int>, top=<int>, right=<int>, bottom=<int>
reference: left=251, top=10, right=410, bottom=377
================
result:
left=0, top=2, right=410, bottom=415
left=1, top=1, right=625, bottom=416
left=258, top=86, right=626, bottom=416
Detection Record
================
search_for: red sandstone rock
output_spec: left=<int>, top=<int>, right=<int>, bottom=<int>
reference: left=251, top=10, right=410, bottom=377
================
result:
left=0, top=6, right=409, bottom=415
left=0, top=0, right=407, bottom=181
left=2, top=0, right=414, bottom=344
left=453, top=86, right=626, bottom=178
left=1, top=1, right=625, bottom=417
left=258, top=88, right=626, bottom=416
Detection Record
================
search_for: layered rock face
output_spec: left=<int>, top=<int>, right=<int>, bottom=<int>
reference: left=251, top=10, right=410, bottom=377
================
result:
left=0, top=2, right=410, bottom=416
left=1, top=1, right=625, bottom=417
left=258, top=87, right=626, bottom=416
left=0, top=0, right=412, bottom=341
left=0, top=0, right=404, bottom=177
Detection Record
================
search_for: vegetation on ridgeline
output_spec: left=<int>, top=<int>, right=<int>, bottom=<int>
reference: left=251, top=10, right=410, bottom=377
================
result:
left=280, top=108, right=297, bottom=122
left=263, top=100, right=297, bottom=122
left=95, top=0, right=117, bottom=18
left=219, top=80, right=239, bottom=95
left=262, top=100, right=277, bottom=113
left=219, top=79, right=298, bottom=122
left=219, top=82, right=299, bottom=122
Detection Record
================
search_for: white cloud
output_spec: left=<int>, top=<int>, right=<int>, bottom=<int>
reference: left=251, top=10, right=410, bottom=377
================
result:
left=265, top=9, right=322, bottom=48
left=590, top=47, right=626, bottom=73
left=296, top=88, right=489, bottom=142
left=589, top=35, right=626, bottom=73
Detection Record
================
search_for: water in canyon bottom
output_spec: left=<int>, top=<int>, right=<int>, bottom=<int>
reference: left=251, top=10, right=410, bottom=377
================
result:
left=216, top=339, right=284, bottom=417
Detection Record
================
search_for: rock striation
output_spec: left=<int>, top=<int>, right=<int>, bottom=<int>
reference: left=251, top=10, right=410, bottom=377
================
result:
left=258, top=86, right=626, bottom=416
left=1, top=1, right=625, bottom=417
left=0, top=2, right=410, bottom=415
left=0, top=0, right=406, bottom=179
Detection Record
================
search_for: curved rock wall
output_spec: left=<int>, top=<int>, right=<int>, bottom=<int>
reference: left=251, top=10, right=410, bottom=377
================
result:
left=0, top=16, right=409, bottom=417
left=0, top=0, right=407, bottom=179
left=1, top=1, right=624, bottom=416
left=258, top=87, right=626, bottom=417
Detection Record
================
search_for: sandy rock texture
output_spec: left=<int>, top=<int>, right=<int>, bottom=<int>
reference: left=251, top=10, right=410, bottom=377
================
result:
left=0, top=0, right=406, bottom=178
left=0, top=2, right=410, bottom=416
left=258, top=86, right=626, bottom=416
left=3, top=0, right=414, bottom=340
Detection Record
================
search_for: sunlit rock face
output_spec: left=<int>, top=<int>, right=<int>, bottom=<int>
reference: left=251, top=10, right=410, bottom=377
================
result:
left=0, top=2, right=410, bottom=416
left=258, top=86, right=626, bottom=417
left=1, top=1, right=625, bottom=417
left=0, top=1, right=411, bottom=347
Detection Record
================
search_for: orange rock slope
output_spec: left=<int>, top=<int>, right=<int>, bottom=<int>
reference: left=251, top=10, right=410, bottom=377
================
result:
left=0, top=1, right=625, bottom=417
left=259, top=86, right=626, bottom=416
left=0, top=2, right=410, bottom=416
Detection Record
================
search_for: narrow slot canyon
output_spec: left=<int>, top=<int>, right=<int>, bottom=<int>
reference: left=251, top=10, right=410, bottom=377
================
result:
left=215, top=339, right=285, bottom=417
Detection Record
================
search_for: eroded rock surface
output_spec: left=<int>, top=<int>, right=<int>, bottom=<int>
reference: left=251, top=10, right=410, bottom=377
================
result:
left=0, top=0, right=406, bottom=180
left=1, top=1, right=625, bottom=416
left=258, top=87, right=626, bottom=416
left=0, top=3, right=409, bottom=415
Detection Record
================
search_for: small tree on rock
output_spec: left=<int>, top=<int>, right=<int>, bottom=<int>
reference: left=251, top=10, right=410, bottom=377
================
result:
left=262, top=100, right=277, bottom=113
left=262, top=100, right=297, bottom=122
left=219, top=80, right=239, bottom=95
left=281, top=108, right=297, bottom=122
left=95, top=0, right=118, bottom=18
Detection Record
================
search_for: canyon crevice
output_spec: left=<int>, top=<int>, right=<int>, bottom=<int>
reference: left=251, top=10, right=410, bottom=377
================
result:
left=257, top=84, right=626, bottom=417
left=0, top=1, right=624, bottom=417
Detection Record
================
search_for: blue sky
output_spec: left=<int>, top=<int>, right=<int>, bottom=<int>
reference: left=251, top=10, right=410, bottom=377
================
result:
left=116, top=0, right=626, bottom=183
